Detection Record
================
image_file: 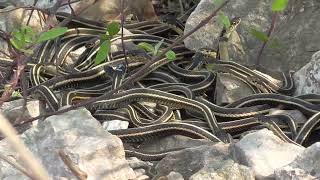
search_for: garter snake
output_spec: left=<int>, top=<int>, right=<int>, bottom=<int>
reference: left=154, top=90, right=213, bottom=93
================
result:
left=3, top=11, right=320, bottom=164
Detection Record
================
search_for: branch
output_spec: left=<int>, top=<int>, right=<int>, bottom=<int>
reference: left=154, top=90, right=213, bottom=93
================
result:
left=255, top=13, right=278, bottom=68
left=58, top=149, right=87, bottom=180
left=15, top=0, right=231, bottom=126
left=0, top=113, right=50, bottom=180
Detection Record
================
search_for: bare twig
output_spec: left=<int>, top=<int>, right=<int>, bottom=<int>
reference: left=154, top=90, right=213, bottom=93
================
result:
left=16, top=0, right=231, bottom=126
left=58, top=149, right=87, bottom=180
left=120, top=0, right=128, bottom=68
left=0, top=49, right=11, bottom=57
left=255, top=13, right=278, bottom=68
left=0, top=55, right=26, bottom=107
left=0, top=6, right=48, bottom=14
left=0, top=113, right=50, bottom=180
left=26, top=0, right=39, bottom=26
left=0, top=154, right=33, bottom=178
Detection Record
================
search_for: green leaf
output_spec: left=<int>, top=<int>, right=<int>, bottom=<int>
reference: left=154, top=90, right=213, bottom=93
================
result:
left=271, top=0, right=288, bottom=11
left=206, top=64, right=214, bottom=71
left=138, top=42, right=155, bottom=53
left=250, top=28, right=269, bottom=42
left=165, top=50, right=176, bottom=61
left=10, top=38, right=24, bottom=50
left=21, top=26, right=35, bottom=43
left=269, top=38, right=281, bottom=49
left=218, top=12, right=230, bottom=29
left=213, top=0, right=224, bottom=7
left=19, top=48, right=34, bottom=55
left=154, top=39, right=164, bottom=56
left=94, top=40, right=111, bottom=65
left=100, top=34, right=109, bottom=41
left=37, top=27, right=68, bottom=43
left=107, top=22, right=120, bottom=36
left=11, top=90, right=22, bottom=98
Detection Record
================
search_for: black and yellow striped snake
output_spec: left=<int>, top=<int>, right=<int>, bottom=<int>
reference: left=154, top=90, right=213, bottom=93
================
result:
left=1, top=12, right=320, bottom=165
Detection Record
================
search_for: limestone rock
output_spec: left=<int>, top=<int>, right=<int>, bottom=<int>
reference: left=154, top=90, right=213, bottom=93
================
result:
left=0, top=108, right=136, bottom=180
left=138, top=135, right=215, bottom=152
left=184, top=0, right=320, bottom=71
left=102, top=120, right=129, bottom=131
left=276, top=142, right=320, bottom=179
left=166, top=171, right=184, bottom=180
left=1, top=99, right=39, bottom=123
left=126, top=157, right=153, bottom=180
left=214, top=73, right=255, bottom=105
left=294, top=50, right=320, bottom=95
left=189, top=159, right=254, bottom=180
left=154, top=143, right=253, bottom=179
left=234, top=129, right=305, bottom=179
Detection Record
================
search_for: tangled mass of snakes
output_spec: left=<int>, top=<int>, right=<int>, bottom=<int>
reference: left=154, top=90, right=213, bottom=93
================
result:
left=1, top=12, right=320, bottom=161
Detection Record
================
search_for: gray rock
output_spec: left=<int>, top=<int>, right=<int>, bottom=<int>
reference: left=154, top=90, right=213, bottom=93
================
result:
left=0, top=6, right=57, bottom=56
left=1, top=99, right=39, bottom=123
left=154, top=143, right=253, bottom=179
left=138, top=135, right=215, bottom=152
left=234, top=129, right=305, bottom=179
left=184, top=0, right=272, bottom=65
left=294, top=50, right=320, bottom=95
left=167, top=171, right=184, bottom=180
left=214, top=73, right=255, bottom=105
left=276, top=142, right=320, bottom=179
left=8, top=0, right=57, bottom=9
left=275, top=166, right=316, bottom=180
left=126, top=157, right=153, bottom=180
left=269, top=109, right=307, bottom=125
left=184, top=0, right=320, bottom=71
left=189, top=159, right=254, bottom=180
left=0, top=108, right=136, bottom=180
left=102, top=120, right=129, bottom=131
left=0, top=99, right=40, bottom=138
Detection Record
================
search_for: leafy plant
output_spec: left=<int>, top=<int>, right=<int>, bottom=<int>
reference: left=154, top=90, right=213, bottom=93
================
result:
left=10, top=26, right=68, bottom=55
left=138, top=40, right=176, bottom=61
left=218, top=12, right=230, bottom=30
left=251, top=0, right=289, bottom=66
left=94, top=22, right=120, bottom=65
left=11, top=90, right=22, bottom=98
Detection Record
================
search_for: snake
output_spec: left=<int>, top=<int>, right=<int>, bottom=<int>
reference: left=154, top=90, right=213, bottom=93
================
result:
left=1, top=11, right=320, bottom=166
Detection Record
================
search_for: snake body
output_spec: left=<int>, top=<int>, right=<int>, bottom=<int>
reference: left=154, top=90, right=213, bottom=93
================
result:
left=1, top=12, right=319, bottom=165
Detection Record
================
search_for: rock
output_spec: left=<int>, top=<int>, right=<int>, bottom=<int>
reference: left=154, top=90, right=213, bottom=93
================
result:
left=102, top=120, right=129, bottom=131
left=214, top=73, right=255, bottom=105
left=8, top=0, right=57, bottom=9
left=0, top=6, right=51, bottom=56
left=166, top=171, right=185, bottom=180
left=275, top=166, right=316, bottom=180
left=294, top=50, right=320, bottom=95
left=154, top=143, right=253, bottom=179
left=1, top=99, right=39, bottom=123
left=0, top=99, right=40, bottom=138
left=78, top=0, right=158, bottom=22
left=0, top=6, right=55, bottom=32
left=0, top=108, right=136, bottom=180
left=126, top=157, right=153, bottom=180
left=184, top=0, right=320, bottom=71
left=234, top=129, right=305, bottom=179
left=189, top=159, right=254, bottom=180
left=138, top=135, right=215, bottom=152
left=276, top=142, right=320, bottom=179
left=269, top=109, right=307, bottom=125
